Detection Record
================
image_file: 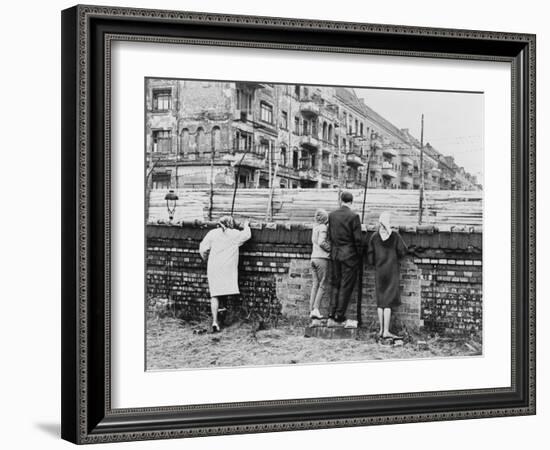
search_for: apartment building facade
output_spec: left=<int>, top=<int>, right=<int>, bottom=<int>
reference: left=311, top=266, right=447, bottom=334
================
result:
left=145, top=79, right=480, bottom=191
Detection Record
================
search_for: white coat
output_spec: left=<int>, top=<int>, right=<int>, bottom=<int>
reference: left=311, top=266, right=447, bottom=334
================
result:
left=199, top=225, right=251, bottom=297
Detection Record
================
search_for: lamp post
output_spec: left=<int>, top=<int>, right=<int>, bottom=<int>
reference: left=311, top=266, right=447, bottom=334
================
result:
left=164, top=190, right=179, bottom=221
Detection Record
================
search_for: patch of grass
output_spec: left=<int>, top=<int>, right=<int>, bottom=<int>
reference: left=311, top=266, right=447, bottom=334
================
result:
left=146, top=316, right=481, bottom=371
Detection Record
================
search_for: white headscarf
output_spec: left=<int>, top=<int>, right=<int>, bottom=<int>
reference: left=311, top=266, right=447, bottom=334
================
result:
left=378, top=211, right=392, bottom=241
left=218, top=215, right=235, bottom=232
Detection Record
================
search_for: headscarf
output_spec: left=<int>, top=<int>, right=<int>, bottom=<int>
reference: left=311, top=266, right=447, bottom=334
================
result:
left=218, top=215, right=235, bottom=232
left=378, top=211, right=392, bottom=241
left=314, top=208, right=329, bottom=225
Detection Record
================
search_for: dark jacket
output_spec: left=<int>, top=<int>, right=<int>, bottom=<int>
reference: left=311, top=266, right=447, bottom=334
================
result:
left=328, top=205, right=363, bottom=261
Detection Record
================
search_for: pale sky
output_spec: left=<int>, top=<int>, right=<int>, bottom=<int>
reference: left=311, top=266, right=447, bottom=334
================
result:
left=356, top=88, right=484, bottom=183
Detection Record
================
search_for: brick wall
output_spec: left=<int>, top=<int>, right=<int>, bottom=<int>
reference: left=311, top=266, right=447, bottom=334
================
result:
left=147, top=223, right=482, bottom=335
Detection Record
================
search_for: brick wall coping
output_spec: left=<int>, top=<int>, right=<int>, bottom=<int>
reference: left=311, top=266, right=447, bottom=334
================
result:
left=150, top=219, right=482, bottom=233
left=147, top=222, right=482, bottom=252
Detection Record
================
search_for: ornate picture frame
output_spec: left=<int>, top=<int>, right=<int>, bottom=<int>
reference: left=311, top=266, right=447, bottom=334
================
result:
left=61, top=5, right=536, bottom=444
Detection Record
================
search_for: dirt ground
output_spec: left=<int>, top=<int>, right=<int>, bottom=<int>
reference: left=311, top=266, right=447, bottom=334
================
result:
left=146, top=316, right=481, bottom=371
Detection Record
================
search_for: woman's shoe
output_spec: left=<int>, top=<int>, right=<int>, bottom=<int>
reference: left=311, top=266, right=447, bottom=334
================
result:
left=382, top=332, right=400, bottom=339
left=211, top=324, right=220, bottom=333
left=309, top=309, right=324, bottom=319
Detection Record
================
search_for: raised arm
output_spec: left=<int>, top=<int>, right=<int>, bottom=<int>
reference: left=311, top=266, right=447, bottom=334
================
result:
left=396, top=233, right=408, bottom=259
left=235, top=221, right=252, bottom=246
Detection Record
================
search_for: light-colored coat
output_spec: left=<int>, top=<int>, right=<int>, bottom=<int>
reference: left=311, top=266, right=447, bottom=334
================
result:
left=311, top=223, right=331, bottom=259
left=199, top=225, right=251, bottom=297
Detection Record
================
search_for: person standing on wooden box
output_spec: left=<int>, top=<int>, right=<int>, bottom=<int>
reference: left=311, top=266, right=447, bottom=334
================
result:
left=327, top=191, right=363, bottom=324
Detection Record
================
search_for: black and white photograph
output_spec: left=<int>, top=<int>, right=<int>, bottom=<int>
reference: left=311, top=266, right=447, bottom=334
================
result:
left=0, top=0, right=544, bottom=447
left=145, top=78, right=484, bottom=370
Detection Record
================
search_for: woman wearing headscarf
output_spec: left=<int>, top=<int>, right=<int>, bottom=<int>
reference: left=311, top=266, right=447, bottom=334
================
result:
left=199, top=216, right=251, bottom=332
left=309, top=208, right=331, bottom=319
left=366, top=211, right=408, bottom=339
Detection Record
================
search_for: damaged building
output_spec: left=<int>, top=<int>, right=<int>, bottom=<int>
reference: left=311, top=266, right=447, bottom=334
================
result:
left=145, top=79, right=480, bottom=191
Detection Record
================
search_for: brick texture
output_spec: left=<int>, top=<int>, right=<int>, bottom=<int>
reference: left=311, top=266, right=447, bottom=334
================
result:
left=147, top=223, right=482, bottom=335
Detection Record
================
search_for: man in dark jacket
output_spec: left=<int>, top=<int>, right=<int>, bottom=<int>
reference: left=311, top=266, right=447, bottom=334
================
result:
left=328, top=191, right=363, bottom=323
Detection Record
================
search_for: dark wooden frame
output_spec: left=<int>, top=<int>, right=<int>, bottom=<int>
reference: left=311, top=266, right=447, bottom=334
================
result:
left=61, top=4, right=536, bottom=444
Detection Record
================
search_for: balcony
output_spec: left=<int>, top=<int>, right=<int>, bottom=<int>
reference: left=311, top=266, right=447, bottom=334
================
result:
left=149, top=152, right=178, bottom=163
left=300, top=134, right=320, bottom=149
left=276, top=165, right=293, bottom=177
left=299, top=100, right=321, bottom=117
left=232, top=151, right=266, bottom=169
left=371, top=138, right=383, bottom=150
left=401, top=174, right=413, bottom=185
left=382, top=146, right=397, bottom=158
left=346, top=152, right=363, bottom=166
left=234, top=109, right=253, bottom=123
left=382, top=162, right=397, bottom=178
left=237, top=80, right=268, bottom=90
left=368, top=161, right=382, bottom=173
left=401, top=155, right=414, bottom=166
left=431, top=168, right=442, bottom=177
left=320, top=170, right=333, bottom=184
left=298, top=168, right=320, bottom=182
left=321, top=104, right=338, bottom=121
left=321, top=162, right=332, bottom=177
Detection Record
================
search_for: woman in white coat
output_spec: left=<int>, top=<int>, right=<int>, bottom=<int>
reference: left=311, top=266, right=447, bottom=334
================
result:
left=199, top=216, right=251, bottom=332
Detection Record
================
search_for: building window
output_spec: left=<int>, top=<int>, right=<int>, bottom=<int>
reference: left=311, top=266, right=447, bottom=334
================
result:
left=238, top=174, right=248, bottom=188
left=179, top=128, right=190, bottom=155
left=280, top=146, right=288, bottom=166
left=328, top=124, right=333, bottom=142
left=151, top=172, right=171, bottom=190
left=260, top=102, right=273, bottom=124
left=292, top=149, right=299, bottom=169
left=280, top=110, right=288, bottom=129
left=152, top=130, right=171, bottom=153
left=211, top=126, right=221, bottom=153
left=322, top=122, right=328, bottom=141
left=195, top=128, right=206, bottom=154
left=235, top=129, right=253, bottom=152
left=259, top=140, right=270, bottom=158
left=303, top=119, right=309, bottom=136
left=152, top=89, right=171, bottom=111
left=360, top=122, right=364, bottom=136
left=312, top=119, right=318, bottom=138
left=236, top=89, right=252, bottom=112
left=294, top=117, right=300, bottom=134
